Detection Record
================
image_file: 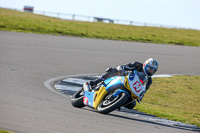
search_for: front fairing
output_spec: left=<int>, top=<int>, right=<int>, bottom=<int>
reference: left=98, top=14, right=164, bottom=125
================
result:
left=127, top=70, right=147, bottom=98
left=83, top=76, right=128, bottom=109
left=104, top=76, right=116, bottom=85
left=104, top=76, right=125, bottom=92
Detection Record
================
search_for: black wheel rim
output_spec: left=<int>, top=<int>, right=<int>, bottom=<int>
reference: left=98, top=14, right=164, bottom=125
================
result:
left=102, top=92, right=120, bottom=107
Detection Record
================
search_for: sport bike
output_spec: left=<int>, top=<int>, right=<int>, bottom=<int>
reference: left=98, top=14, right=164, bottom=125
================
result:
left=71, top=70, right=147, bottom=114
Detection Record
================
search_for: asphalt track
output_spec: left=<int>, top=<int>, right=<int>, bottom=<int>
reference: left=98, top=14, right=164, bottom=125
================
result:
left=0, top=31, right=200, bottom=133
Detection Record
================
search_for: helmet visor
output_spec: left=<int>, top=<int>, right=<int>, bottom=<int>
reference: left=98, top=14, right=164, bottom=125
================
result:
left=146, top=65, right=157, bottom=76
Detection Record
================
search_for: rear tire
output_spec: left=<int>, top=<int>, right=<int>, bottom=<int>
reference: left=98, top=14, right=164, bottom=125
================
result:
left=124, top=100, right=136, bottom=109
left=71, top=89, right=85, bottom=108
left=97, top=92, right=128, bottom=114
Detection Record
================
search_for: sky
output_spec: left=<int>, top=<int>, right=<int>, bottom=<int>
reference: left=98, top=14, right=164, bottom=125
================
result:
left=0, top=0, right=200, bottom=30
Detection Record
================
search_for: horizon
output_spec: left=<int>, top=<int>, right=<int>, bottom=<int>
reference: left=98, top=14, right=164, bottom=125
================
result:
left=0, top=0, right=200, bottom=30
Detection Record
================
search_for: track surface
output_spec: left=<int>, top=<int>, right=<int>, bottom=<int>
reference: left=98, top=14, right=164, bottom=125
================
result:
left=0, top=31, right=200, bottom=133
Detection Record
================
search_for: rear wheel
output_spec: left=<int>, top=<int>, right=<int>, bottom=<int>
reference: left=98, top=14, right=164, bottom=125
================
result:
left=71, top=89, right=85, bottom=108
left=97, top=92, right=128, bottom=114
left=124, top=100, right=136, bottom=109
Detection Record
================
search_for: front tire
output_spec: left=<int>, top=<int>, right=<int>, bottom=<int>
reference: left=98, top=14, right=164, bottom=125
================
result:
left=71, top=89, right=85, bottom=108
left=97, top=92, right=128, bottom=114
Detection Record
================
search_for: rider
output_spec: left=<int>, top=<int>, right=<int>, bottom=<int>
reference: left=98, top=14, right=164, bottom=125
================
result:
left=89, top=58, right=159, bottom=106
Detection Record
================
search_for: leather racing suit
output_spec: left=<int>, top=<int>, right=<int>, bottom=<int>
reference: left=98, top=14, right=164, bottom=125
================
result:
left=90, top=61, right=152, bottom=91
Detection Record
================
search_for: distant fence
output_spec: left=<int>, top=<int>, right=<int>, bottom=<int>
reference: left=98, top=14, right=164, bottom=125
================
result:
left=1, top=7, right=186, bottom=29
left=33, top=10, right=181, bottom=29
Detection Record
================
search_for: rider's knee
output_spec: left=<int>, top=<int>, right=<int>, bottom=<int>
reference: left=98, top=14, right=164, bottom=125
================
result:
left=106, top=67, right=113, bottom=73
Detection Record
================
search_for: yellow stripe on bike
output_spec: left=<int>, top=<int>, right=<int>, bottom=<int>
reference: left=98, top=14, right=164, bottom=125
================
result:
left=93, top=87, right=108, bottom=110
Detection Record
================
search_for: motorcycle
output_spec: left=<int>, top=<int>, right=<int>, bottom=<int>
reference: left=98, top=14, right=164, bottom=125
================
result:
left=71, top=70, right=147, bottom=114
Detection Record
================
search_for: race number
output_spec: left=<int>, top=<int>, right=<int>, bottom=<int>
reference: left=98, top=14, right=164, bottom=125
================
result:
left=133, top=81, right=142, bottom=92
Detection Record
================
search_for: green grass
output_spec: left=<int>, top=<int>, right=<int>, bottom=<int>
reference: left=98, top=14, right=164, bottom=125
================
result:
left=135, top=75, right=200, bottom=127
left=0, top=130, right=14, bottom=133
left=1, top=8, right=200, bottom=46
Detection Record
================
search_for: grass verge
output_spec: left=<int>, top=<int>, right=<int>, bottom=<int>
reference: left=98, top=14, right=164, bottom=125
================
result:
left=0, top=130, right=14, bottom=133
left=135, top=75, right=200, bottom=127
left=0, top=8, right=200, bottom=46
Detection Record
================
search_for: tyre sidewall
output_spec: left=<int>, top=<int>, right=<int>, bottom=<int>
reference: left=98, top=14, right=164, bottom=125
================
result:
left=97, top=92, right=128, bottom=114
left=71, top=89, right=85, bottom=108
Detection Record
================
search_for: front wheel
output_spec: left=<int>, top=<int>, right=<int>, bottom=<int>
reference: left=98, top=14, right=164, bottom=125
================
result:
left=97, top=92, right=128, bottom=114
left=71, top=89, right=85, bottom=108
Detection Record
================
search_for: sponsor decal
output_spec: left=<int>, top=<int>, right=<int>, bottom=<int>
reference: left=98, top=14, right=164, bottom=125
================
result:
left=140, top=79, right=144, bottom=84
left=119, top=77, right=124, bottom=83
left=129, top=74, right=135, bottom=81
left=83, top=97, right=88, bottom=105
left=133, top=81, right=142, bottom=92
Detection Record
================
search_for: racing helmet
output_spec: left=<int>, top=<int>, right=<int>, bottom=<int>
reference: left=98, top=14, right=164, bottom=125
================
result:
left=143, top=58, right=159, bottom=76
